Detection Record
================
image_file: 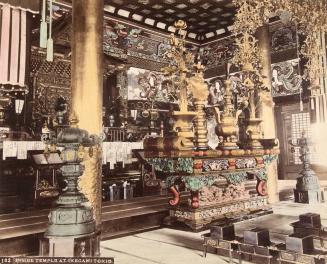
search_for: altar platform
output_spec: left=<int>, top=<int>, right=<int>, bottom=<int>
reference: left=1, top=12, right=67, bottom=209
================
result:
left=0, top=193, right=188, bottom=256
left=100, top=182, right=327, bottom=264
left=1, top=180, right=327, bottom=257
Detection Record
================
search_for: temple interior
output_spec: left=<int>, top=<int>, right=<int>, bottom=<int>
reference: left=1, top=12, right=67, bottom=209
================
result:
left=1, top=0, right=327, bottom=263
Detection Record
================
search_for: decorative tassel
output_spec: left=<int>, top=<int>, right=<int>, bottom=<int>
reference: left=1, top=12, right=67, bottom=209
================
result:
left=40, top=0, right=47, bottom=48
left=46, top=0, right=53, bottom=61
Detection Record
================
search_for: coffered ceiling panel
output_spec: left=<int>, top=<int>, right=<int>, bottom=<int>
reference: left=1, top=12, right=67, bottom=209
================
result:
left=51, top=0, right=236, bottom=43
left=102, top=0, right=236, bottom=41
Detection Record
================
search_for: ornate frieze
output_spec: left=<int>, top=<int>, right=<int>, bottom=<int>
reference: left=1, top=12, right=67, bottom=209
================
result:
left=165, top=166, right=269, bottom=192
left=145, top=154, right=277, bottom=187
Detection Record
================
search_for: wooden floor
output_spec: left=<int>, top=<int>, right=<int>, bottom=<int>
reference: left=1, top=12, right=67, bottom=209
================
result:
left=0, top=193, right=188, bottom=256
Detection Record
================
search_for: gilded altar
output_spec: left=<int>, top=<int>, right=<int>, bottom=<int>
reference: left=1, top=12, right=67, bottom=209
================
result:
left=133, top=20, right=280, bottom=230
left=135, top=143, right=279, bottom=230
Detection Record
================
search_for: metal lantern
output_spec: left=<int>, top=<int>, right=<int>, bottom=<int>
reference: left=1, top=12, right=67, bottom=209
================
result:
left=41, top=114, right=99, bottom=257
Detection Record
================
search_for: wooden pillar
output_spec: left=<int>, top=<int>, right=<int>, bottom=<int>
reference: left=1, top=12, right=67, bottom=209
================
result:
left=256, top=25, right=279, bottom=204
left=71, top=0, right=104, bottom=246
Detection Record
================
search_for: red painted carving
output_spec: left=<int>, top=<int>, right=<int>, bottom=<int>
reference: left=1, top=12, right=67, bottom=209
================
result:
left=191, top=191, right=199, bottom=209
left=256, top=180, right=267, bottom=196
left=169, top=186, right=180, bottom=206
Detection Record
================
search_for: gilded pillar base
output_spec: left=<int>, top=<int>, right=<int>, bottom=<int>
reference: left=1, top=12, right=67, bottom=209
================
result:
left=79, top=145, right=103, bottom=231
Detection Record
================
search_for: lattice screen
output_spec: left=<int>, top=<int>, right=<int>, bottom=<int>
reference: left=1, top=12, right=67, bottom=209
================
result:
left=291, top=112, right=317, bottom=164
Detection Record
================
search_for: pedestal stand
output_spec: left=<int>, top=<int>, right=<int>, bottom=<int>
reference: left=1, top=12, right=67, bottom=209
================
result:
left=290, top=133, right=323, bottom=204
left=40, top=116, right=98, bottom=256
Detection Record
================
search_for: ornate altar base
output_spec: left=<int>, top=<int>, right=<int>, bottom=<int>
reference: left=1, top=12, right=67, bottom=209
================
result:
left=134, top=143, right=279, bottom=231
left=169, top=196, right=270, bottom=231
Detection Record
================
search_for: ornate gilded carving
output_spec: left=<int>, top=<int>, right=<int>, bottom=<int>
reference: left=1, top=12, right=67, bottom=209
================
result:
left=199, top=183, right=250, bottom=206
left=159, top=20, right=200, bottom=150
left=78, top=145, right=103, bottom=228
left=171, top=196, right=268, bottom=230
left=189, top=64, right=210, bottom=150
left=232, top=0, right=327, bottom=92
left=214, top=77, right=242, bottom=150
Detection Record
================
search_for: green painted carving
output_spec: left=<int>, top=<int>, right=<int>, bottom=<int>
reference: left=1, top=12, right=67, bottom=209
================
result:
left=263, top=154, right=278, bottom=165
left=145, top=158, right=174, bottom=173
left=222, top=171, right=248, bottom=185
left=183, top=176, right=218, bottom=191
left=166, top=175, right=221, bottom=191
left=252, top=168, right=268, bottom=181
left=146, top=157, right=193, bottom=174
left=166, top=176, right=180, bottom=188
left=176, top=157, right=194, bottom=174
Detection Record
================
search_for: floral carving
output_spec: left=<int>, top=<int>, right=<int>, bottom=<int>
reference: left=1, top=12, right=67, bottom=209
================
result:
left=199, top=183, right=250, bottom=206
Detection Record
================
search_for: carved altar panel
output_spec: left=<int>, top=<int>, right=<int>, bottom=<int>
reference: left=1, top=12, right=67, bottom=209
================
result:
left=270, top=22, right=297, bottom=53
left=271, top=59, right=302, bottom=97
left=201, top=37, right=236, bottom=69
left=127, top=67, right=176, bottom=103
left=30, top=51, right=71, bottom=122
left=32, top=75, right=71, bottom=121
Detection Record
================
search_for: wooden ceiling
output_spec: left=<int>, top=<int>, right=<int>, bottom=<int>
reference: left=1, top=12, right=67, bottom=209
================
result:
left=105, top=0, right=236, bottom=41
left=56, top=0, right=236, bottom=43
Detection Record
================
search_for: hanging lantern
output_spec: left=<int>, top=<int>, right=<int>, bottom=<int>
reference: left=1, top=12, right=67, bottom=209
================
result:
left=40, top=0, right=47, bottom=48
left=46, top=0, right=54, bottom=62
left=14, top=99, right=24, bottom=114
